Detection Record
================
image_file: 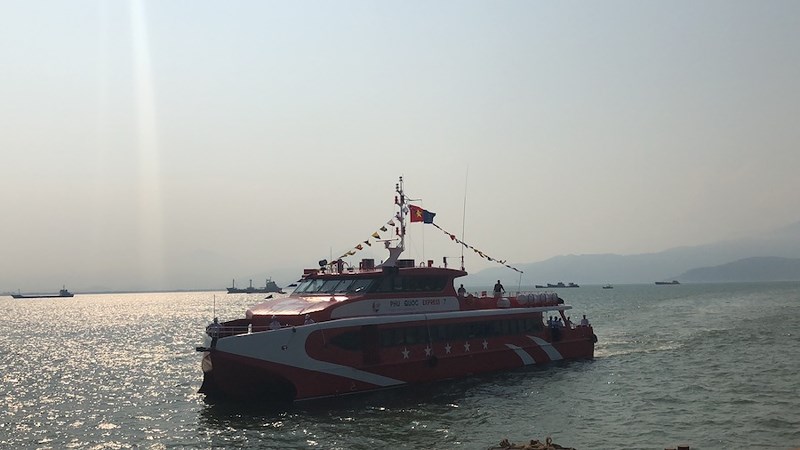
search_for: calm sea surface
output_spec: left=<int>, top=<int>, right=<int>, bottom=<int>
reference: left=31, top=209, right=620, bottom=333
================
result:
left=1, top=283, right=798, bottom=449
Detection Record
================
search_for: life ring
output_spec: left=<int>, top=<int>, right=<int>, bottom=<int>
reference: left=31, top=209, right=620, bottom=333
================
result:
left=592, top=334, right=598, bottom=343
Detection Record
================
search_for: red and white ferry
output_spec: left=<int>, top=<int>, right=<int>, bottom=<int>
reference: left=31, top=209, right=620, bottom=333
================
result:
left=198, top=178, right=596, bottom=401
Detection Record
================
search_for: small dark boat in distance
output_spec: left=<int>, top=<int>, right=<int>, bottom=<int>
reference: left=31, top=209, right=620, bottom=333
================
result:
left=602, top=284, right=614, bottom=289
left=655, top=280, right=680, bottom=285
left=227, top=278, right=284, bottom=294
left=12, top=286, right=74, bottom=299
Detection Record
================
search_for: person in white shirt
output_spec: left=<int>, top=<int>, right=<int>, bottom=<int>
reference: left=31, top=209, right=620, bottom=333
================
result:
left=580, top=315, right=590, bottom=326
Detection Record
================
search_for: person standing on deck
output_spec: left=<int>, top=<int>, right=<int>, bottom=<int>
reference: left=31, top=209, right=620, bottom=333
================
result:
left=270, top=315, right=281, bottom=330
left=493, top=280, right=505, bottom=298
left=207, top=317, right=221, bottom=347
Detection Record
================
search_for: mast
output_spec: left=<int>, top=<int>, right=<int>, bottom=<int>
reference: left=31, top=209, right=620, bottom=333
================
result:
left=380, top=176, right=406, bottom=267
left=398, top=176, right=406, bottom=252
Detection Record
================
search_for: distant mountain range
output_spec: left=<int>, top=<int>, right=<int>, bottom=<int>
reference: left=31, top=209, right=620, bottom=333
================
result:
left=468, top=221, right=800, bottom=284
left=676, top=256, right=800, bottom=282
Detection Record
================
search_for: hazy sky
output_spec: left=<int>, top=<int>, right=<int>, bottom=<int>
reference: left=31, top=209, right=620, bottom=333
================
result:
left=2, top=1, right=799, bottom=292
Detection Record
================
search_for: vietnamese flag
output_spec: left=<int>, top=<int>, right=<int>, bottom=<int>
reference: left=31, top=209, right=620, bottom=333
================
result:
left=409, top=205, right=436, bottom=223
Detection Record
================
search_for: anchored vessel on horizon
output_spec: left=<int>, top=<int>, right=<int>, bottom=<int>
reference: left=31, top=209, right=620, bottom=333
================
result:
left=197, top=177, right=596, bottom=402
left=227, top=279, right=284, bottom=294
left=11, top=286, right=73, bottom=299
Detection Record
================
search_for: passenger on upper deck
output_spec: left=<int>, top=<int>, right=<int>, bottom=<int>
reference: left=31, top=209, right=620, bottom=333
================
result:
left=580, top=314, right=590, bottom=326
left=493, top=280, right=505, bottom=298
left=304, top=314, right=315, bottom=325
left=457, top=284, right=466, bottom=297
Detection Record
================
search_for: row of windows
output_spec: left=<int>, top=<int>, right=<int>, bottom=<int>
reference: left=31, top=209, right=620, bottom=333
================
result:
left=329, top=318, right=543, bottom=351
left=294, top=275, right=449, bottom=295
left=293, top=278, right=374, bottom=294
left=372, top=276, right=448, bottom=293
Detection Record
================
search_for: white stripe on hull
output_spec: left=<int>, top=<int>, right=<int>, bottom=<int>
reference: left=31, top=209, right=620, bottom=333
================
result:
left=505, top=344, right=536, bottom=365
left=527, top=335, right=563, bottom=361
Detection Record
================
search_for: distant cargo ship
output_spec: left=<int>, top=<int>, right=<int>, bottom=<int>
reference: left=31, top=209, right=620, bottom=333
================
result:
left=227, top=279, right=284, bottom=294
left=534, top=282, right=579, bottom=288
left=12, top=286, right=73, bottom=299
left=655, top=280, right=680, bottom=285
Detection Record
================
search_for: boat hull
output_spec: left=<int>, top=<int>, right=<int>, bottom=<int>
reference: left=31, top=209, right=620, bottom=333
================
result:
left=11, top=294, right=73, bottom=298
left=199, top=313, right=595, bottom=401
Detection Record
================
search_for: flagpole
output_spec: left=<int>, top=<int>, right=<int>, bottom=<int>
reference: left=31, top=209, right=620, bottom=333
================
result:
left=461, top=167, right=468, bottom=271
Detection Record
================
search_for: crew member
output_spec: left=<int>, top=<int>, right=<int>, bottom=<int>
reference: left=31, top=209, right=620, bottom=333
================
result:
left=493, top=280, right=505, bottom=298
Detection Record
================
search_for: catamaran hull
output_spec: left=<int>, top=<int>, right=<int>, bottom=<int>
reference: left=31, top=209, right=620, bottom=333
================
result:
left=199, top=328, right=595, bottom=401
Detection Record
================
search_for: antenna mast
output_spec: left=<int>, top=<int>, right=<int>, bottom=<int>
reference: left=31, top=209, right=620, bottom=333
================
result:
left=381, top=176, right=406, bottom=267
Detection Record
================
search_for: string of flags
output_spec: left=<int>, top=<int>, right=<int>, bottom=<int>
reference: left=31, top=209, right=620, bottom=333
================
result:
left=334, top=205, right=523, bottom=274
left=430, top=222, right=523, bottom=274
left=335, top=216, right=398, bottom=260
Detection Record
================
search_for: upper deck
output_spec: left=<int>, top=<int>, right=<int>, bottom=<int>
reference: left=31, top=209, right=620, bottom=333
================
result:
left=244, top=262, right=564, bottom=323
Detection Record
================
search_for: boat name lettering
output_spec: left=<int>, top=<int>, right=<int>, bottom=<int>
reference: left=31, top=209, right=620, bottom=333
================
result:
left=387, top=298, right=445, bottom=308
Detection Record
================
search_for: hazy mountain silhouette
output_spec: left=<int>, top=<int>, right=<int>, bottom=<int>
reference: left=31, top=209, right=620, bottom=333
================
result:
left=468, top=221, right=800, bottom=285
left=676, top=256, right=800, bottom=282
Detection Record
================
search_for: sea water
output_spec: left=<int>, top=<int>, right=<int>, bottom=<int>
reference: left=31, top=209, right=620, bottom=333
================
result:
left=1, top=283, right=798, bottom=449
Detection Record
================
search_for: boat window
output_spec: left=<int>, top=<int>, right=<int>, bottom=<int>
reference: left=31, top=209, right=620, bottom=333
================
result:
left=301, top=278, right=327, bottom=293
left=372, top=317, right=544, bottom=349
left=374, top=275, right=398, bottom=292
left=333, top=279, right=355, bottom=293
left=468, top=323, right=485, bottom=339
left=405, top=328, right=419, bottom=345
left=292, top=280, right=314, bottom=293
left=329, top=330, right=361, bottom=351
left=509, top=319, right=520, bottom=335
left=372, top=275, right=449, bottom=293
left=490, top=320, right=503, bottom=336
left=319, top=279, right=341, bottom=293
left=380, top=329, right=393, bottom=348
left=523, top=318, right=542, bottom=333
left=348, top=279, right=373, bottom=293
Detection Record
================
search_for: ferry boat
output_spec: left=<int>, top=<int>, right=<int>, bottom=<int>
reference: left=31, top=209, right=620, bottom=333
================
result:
left=227, top=278, right=284, bottom=294
left=197, top=178, right=596, bottom=402
left=11, top=286, right=73, bottom=299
